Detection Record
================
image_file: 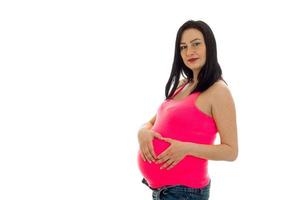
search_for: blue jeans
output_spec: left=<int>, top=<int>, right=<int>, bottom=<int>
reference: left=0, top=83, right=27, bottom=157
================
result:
left=141, top=178, right=211, bottom=200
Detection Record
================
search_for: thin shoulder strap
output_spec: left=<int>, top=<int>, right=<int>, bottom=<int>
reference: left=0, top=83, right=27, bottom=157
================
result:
left=171, top=81, right=189, bottom=98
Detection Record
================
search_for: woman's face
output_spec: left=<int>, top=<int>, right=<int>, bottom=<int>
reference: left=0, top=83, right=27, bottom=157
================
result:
left=180, top=28, right=206, bottom=70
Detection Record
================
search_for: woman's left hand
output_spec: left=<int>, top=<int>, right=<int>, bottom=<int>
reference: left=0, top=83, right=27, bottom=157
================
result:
left=155, top=137, right=189, bottom=170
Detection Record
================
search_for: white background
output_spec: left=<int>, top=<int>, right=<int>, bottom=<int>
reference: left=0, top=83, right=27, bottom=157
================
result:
left=1, top=0, right=300, bottom=199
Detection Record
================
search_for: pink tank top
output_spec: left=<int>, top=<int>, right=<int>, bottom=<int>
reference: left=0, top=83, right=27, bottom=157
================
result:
left=137, top=81, right=218, bottom=189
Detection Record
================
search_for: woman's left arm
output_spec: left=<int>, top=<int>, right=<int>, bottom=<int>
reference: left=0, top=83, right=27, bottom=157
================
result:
left=186, top=82, right=238, bottom=161
left=156, top=82, right=238, bottom=170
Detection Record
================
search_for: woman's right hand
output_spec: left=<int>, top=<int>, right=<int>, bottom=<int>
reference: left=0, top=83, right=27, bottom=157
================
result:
left=138, top=128, right=163, bottom=164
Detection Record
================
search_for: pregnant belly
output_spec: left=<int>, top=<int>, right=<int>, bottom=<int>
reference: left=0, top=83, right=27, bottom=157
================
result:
left=137, top=138, right=207, bottom=188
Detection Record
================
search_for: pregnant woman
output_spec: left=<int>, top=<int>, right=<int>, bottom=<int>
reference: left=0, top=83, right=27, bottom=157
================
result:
left=137, top=20, right=238, bottom=200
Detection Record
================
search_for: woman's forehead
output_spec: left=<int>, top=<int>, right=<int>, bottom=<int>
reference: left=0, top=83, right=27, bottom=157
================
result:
left=181, top=28, right=204, bottom=42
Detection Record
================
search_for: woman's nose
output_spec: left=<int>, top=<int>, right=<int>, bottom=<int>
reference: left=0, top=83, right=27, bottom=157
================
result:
left=186, top=47, right=196, bottom=56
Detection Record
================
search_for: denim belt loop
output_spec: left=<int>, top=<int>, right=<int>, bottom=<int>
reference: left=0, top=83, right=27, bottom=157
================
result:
left=154, top=187, right=164, bottom=200
left=153, top=185, right=178, bottom=200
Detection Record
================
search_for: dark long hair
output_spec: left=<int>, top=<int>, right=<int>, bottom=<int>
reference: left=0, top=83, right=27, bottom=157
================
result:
left=165, top=20, right=226, bottom=100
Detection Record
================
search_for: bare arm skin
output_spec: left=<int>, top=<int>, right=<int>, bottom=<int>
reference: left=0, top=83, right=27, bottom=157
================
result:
left=185, top=81, right=238, bottom=161
left=154, top=80, right=238, bottom=170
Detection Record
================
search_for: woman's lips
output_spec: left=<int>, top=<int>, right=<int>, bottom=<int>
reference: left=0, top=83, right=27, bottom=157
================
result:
left=187, top=58, right=199, bottom=63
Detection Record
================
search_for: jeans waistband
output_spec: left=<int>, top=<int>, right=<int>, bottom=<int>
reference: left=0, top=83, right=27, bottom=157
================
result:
left=141, top=178, right=211, bottom=193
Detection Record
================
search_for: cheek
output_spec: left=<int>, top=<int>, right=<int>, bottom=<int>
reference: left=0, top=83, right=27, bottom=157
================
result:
left=203, top=48, right=207, bottom=57
left=180, top=54, right=187, bottom=62
left=180, top=52, right=185, bottom=58
left=198, top=48, right=206, bottom=56
left=198, top=51, right=206, bottom=62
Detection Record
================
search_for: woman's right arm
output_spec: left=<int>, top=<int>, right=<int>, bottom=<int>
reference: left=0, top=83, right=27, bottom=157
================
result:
left=139, top=114, right=156, bottom=130
left=138, top=79, right=187, bottom=163
left=138, top=115, right=159, bottom=163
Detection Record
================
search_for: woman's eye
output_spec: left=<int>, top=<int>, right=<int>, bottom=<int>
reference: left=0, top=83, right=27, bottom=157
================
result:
left=180, top=46, right=187, bottom=50
left=192, top=42, right=200, bottom=47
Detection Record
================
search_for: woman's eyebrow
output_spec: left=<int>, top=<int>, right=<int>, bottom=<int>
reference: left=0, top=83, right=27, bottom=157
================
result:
left=180, top=38, right=201, bottom=44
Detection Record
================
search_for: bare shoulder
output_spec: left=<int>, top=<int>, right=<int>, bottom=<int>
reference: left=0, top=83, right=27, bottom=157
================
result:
left=209, top=80, right=236, bottom=116
left=209, top=80, right=232, bottom=98
left=209, top=80, right=238, bottom=161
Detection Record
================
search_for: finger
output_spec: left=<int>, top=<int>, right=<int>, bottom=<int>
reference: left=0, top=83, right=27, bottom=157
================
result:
left=156, top=152, right=171, bottom=164
left=146, top=143, right=156, bottom=162
left=159, top=137, right=172, bottom=143
left=153, top=132, right=163, bottom=140
left=160, top=158, right=173, bottom=170
left=145, top=144, right=155, bottom=163
left=148, top=142, right=157, bottom=160
left=139, top=149, right=146, bottom=161
left=166, top=159, right=180, bottom=170
left=157, top=148, right=170, bottom=160
left=142, top=146, right=152, bottom=163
